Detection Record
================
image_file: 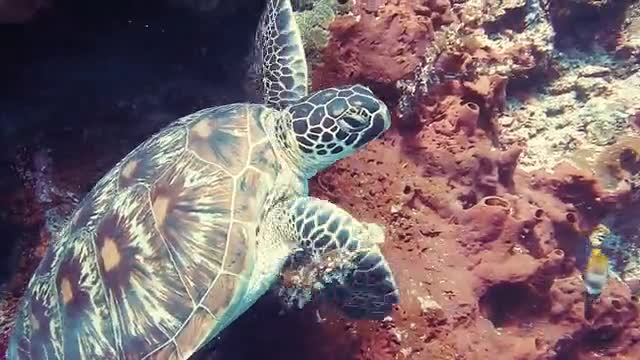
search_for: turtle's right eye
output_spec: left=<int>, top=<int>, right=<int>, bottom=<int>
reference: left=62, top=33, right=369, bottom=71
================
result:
left=337, top=110, right=370, bottom=132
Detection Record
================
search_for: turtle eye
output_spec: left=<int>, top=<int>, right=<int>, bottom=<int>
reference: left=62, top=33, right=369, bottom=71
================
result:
left=337, top=110, right=370, bottom=132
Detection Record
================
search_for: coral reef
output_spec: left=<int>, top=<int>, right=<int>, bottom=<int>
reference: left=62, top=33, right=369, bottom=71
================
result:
left=292, top=0, right=354, bottom=78
left=619, top=1, right=640, bottom=57
left=548, top=0, right=634, bottom=48
left=3, top=0, right=640, bottom=360
left=499, top=49, right=640, bottom=172
left=394, top=0, right=554, bottom=128
left=597, top=204, right=640, bottom=298
left=591, top=135, right=640, bottom=190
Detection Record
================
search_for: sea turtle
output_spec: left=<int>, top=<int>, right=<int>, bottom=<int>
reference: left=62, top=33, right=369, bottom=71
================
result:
left=6, top=0, right=399, bottom=359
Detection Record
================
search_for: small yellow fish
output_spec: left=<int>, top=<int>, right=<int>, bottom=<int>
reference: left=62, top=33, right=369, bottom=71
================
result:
left=584, top=224, right=613, bottom=319
left=584, top=248, right=609, bottom=297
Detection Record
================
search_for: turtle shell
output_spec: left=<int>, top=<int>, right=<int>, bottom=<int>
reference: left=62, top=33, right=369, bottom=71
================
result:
left=7, top=103, right=283, bottom=359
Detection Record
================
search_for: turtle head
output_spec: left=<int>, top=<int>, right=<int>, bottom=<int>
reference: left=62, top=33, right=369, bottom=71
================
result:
left=285, top=85, right=391, bottom=177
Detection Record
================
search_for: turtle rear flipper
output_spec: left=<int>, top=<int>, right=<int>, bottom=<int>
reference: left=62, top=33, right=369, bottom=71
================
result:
left=287, top=196, right=400, bottom=320
left=250, top=0, right=308, bottom=109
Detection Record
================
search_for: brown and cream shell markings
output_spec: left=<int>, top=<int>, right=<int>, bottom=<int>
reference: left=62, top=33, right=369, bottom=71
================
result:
left=8, top=104, right=282, bottom=359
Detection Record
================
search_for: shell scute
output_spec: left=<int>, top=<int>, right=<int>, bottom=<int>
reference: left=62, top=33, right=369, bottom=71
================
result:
left=234, top=168, right=267, bottom=223
left=8, top=302, right=31, bottom=359
left=174, top=307, right=218, bottom=358
left=247, top=105, right=269, bottom=142
left=150, top=151, right=233, bottom=302
left=68, top=199, right=94, bottom=235
left=67, top=174, right=118, bottom=236
left=148, top=341, right=181, bottom=360
left=223, top=222, right=255, bottom=276
left=9, top=227, right=70, bottom=358
left=202, top=274, right=246, bottom=323
left=66, top=125, right=186, bottom=237
left=54, top=237, right=118, bottom=358
left=10, top=103, right=285, bottom=358
left=187, top=105, right=251, bottom=176
left=249, top=139, right=280, bottom=178
left=118, top=126, right=187, bottom=189
left=32, top=241, right=60, bottom=279
left=24, top=276, right=63, bottom=359
left=92, top=185, right=193, bottom=358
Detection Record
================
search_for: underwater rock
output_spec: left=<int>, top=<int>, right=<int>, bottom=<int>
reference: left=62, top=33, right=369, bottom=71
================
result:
left=550, top=279, right=639, bottom=358
left=311, top=0, right=431, bottom=101
left=592, top=202, right=640, bottom=299
left=549, top=0, right=634, bottom=47
left=500, top=50, right=640, bottom=172
left=392, top=0, right=553, bottom=129
left=297, top=93, right=635, bottom=358
left=619, top=1, right=640, bottom=57
left=301, top=1, right=640, bottom=358
left=0, top=150, right=59, bottom=355
left=292, top=0, right=353, bottom=81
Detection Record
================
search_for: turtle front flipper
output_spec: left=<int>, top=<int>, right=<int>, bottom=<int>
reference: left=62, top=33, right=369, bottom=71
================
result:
left=283, top=196, right=400, bottom=320
left=251, top=0, right=308, bottom=109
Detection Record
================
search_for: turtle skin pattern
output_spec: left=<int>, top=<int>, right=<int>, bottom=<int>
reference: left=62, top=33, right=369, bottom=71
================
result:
left=254, top=0, right=308, bottom=109
left=8, top=103, right=282, bottom=360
